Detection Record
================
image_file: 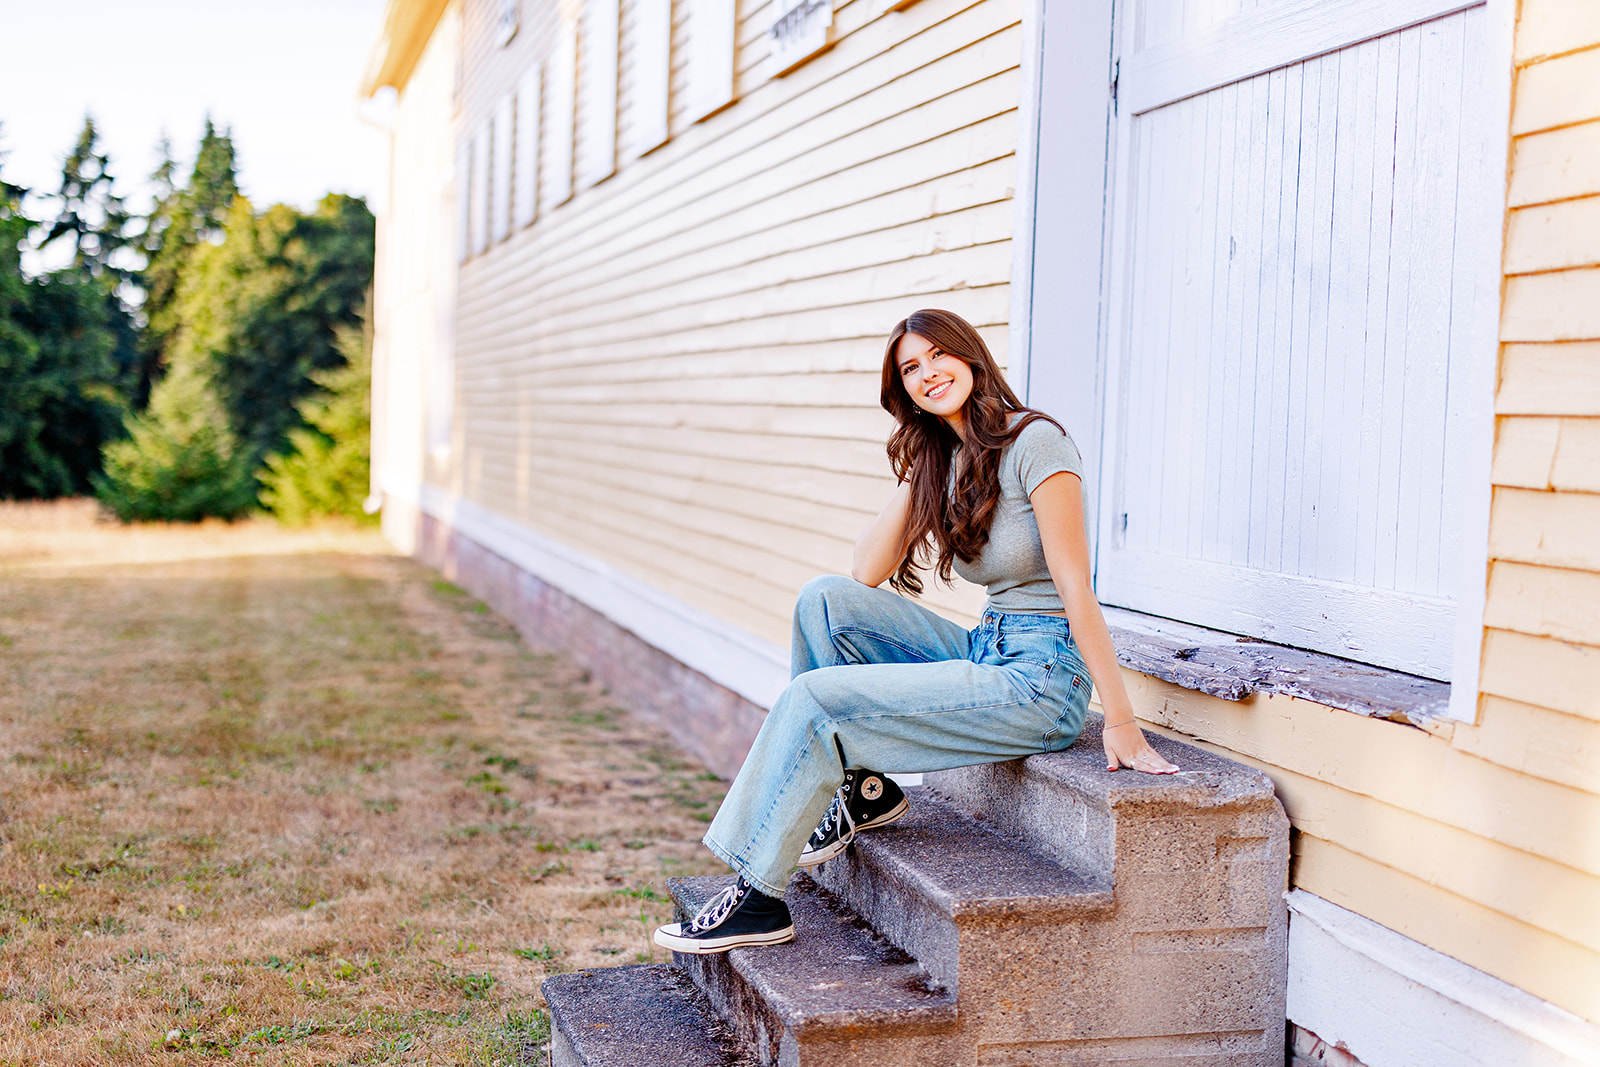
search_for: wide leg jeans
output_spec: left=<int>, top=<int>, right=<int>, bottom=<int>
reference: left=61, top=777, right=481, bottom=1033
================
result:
left=703, top=574, right=1092, bottom=897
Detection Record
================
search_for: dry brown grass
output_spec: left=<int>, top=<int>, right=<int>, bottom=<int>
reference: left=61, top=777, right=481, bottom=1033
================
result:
left=0, top=502, right=728, bottom=1065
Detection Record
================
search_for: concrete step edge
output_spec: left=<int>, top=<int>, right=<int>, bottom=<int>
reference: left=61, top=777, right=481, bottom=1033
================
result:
left=826, top=787, right=1114, bottom=922
left=542, top=964, right=753, bottom=1067
left=929, top=717, right=1282, bottom=818
left=667, top=874, right=959, bottom=1043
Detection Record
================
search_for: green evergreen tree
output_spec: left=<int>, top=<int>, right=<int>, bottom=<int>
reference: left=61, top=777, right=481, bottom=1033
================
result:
left=93, top=361, right=256, bottom=522
left=139, top=118, right=239, bottom=375
left=170, top=193, right=375, bottom=468
left=36, top=115, right=141, bottom=402
left=13, top=273, right=126, bottom=496
left=259, top=312, right=374, bottom=525
left=38, top=116, right=132, bottom=281
left=0, top=146, right=50, bottom=495
left=129, top=133, right=180, bottom=407
left=0, top=129, right=128, bottom=498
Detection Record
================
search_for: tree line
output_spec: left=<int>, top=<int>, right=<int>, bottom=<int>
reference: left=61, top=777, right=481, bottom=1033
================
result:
left=1, top=116, right=376, bottom=523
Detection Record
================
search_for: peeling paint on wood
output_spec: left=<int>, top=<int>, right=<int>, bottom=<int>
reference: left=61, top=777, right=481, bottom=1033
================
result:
left=1104, top=606, right=1452, bottom=725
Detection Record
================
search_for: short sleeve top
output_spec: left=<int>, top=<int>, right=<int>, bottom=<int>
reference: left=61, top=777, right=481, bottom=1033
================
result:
left=950, top=418, right=1085, bottom=613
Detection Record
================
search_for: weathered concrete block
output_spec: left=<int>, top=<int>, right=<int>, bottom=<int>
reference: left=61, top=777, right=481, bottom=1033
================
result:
left=811, top=789, right=1112, bottom=995
left=542, top=964, right=750, bottom=1066
left=668, top=875, right=961, bottom=1067
left=890, top=715, right=1293, bottom=1066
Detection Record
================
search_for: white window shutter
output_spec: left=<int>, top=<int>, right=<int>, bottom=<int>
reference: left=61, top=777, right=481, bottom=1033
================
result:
left=578, top=0, right=619, bottom=188
left=469, top=119, right=490, bottom=256
left=1092, top=0, right=1485, bottom=680
left=490, top=95, right=514, bottom=243
left=687, top=0, right=735, bottom=122
left=455, top=140, right=471, bottom=263
left=629, top=0, right=671, bottom=157
left=514, top=65, right=542, bottom=228
left=543, top=23, right=577, bottom=207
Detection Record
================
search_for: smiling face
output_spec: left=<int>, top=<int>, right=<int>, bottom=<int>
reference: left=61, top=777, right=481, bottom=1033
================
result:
left=895, top=332, right=974, bottom=433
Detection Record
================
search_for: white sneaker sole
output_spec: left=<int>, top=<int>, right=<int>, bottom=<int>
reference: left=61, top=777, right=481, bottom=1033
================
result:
left=794, top=796, right=911, bottom=868
left=652, top=921, right=796, bottom=954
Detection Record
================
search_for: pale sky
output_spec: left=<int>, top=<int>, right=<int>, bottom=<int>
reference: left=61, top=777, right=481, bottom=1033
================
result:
left=0, top=0, right=391, bottom=227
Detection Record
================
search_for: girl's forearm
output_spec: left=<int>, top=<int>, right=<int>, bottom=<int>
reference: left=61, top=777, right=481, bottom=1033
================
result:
left=1060, top=580, right=1137, bottom=724
left=851, top=480, right=912, bottom=586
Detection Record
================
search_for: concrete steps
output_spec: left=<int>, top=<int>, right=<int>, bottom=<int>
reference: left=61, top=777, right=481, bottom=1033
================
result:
left=808, top=787, right=1113, bottom=995
left=539, top=715, right=1290, bottom=1066
left=923, top=717, right=1291, bottom=1064
left=669, top=873, right=960, bottom=1067
left=544, top=964, right=750, bottom=1067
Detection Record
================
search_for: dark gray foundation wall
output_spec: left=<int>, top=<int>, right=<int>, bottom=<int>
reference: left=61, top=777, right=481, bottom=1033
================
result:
left=409, top=508, right=768, bottom=781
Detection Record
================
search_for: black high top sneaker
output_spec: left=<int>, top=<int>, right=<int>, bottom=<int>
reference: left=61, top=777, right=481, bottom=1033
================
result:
left=795, top=768, right=910, bottom=868
left=653, top=877, right=795, bottom=954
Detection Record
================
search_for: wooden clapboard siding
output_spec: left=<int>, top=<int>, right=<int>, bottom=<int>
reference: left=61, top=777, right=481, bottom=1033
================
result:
left=1513, top=0, right=1600, bottom=64
left=452, top=0, right=1021, bottom=292
left=1453, top=695, right=1600, bottom=796
left=453, top=47, right=1023, bottom=335
left=1499, top=341, right=1600, bottom=414
left=667, top=0, right=692, bottom=133
left=440, top=0, right=1019, bottom=644
left=1292, top=837, right=1600, bottom=1020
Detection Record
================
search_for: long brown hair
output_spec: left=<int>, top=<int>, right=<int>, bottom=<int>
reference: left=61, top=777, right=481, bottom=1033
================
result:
left=880, top=309, right=1060, bottom=598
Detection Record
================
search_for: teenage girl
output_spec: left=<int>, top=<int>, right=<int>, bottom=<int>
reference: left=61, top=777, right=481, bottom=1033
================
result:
left=655, top=309, right=1179, bottom=954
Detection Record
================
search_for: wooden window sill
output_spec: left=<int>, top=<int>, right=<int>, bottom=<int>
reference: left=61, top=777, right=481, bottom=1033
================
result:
left=1103, top=606, right=1452, bottom=730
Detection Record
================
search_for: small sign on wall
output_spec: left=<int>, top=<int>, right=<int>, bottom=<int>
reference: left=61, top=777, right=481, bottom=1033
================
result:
left=767, top=0, right=832, bottom=76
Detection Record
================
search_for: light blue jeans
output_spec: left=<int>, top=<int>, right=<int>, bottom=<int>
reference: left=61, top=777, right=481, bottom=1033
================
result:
left=703, top=574, right=1092, bottom=897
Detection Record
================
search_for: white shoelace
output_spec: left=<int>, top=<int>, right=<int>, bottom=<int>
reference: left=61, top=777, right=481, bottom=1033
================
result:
left=689, top=882, right=745, bottom=932
left=816, top=783, right=858, bottom=845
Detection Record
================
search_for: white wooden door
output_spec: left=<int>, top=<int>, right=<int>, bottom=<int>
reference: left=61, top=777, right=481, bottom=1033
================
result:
left=1093, top=0, right=1489, bottom=679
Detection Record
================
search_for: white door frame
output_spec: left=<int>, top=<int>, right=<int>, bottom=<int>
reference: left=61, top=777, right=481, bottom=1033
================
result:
left=1010, top=0, right=1517, bottom=720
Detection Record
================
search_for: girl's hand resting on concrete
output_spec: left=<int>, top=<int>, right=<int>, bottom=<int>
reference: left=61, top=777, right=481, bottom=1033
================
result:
left=1102, top=719, right=1180, bottom=774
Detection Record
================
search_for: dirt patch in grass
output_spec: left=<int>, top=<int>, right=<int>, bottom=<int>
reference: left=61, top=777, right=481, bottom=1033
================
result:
left=0, top=502, right=729, bottom=1064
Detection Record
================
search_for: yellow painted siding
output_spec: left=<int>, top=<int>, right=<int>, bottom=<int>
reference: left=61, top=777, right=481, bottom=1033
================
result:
left=442, top=0, right=1011, bottom=641
left=1469, top=0, right=1600, bottom=1016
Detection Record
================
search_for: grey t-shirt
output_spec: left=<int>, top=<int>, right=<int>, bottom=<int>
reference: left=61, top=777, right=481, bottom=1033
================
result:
left=951, top=419, right=1085, bottom=614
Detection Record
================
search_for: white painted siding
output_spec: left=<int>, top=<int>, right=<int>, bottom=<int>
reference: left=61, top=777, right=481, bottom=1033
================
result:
left=380, top=7, right=462, bottom=494
left=439, top=0, right=1020, bottom=642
